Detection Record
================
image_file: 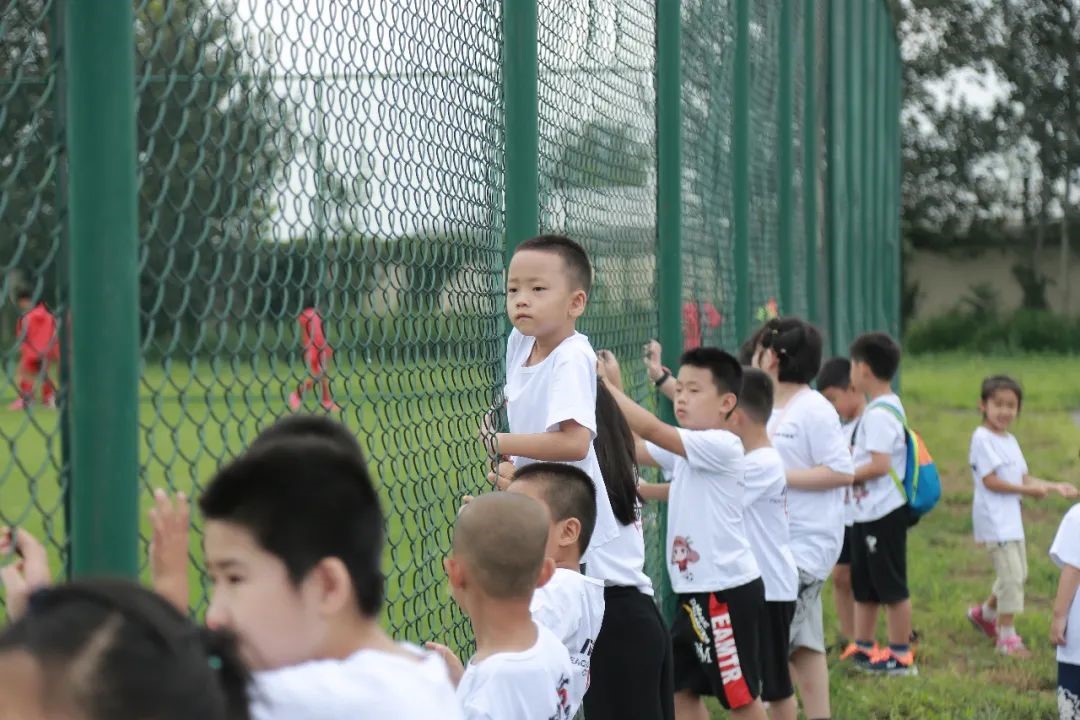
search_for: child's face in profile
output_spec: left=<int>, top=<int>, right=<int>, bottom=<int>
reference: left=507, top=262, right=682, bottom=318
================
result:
left=674, top=365, right=736, bottom=431
left=981, top=389, right=1019, bottom=433
left=849, top=359, right=873, bottom=394
left=203, top=520, right=328, bottom=671
left=821, top=385, right=861, bottom=422
left=506, top=250, right=585, bottom=339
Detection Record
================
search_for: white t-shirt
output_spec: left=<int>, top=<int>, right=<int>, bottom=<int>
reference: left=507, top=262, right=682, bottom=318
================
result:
left=456, top=623, right=575, bottom=720
left=841, top=419, right=859, bottom=527
left=585, top=502, right=655, bottom=595
left=504, top=329, right=621, bottom=568
left=767, top=389, right=855, bottom=581
left=970, top=426, right=1028, bottom=543
left=530, top=568, right=606, bottom=714
left=742, top=447, right=799, bottom=602
left=645, top=429, right=760, bottom=594
left=250, top=643, right=462, bottom=720
left=851, top=396, right=908, bottom=524
left=1050, top=504, right=1080, bottom=665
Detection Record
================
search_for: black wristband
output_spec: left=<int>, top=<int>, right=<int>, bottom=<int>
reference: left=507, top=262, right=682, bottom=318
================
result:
left=654, top=370, right=671, bottom=387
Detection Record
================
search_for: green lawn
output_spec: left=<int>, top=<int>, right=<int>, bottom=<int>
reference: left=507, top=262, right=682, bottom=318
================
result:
left=3, top=354, right=1079, bottom=717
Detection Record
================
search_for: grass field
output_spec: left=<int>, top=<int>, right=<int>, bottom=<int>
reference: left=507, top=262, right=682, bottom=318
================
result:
left=3, top=353, right=1079, bottom=717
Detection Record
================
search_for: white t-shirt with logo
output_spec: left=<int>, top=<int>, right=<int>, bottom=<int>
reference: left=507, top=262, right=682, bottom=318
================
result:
left=970, top=426, right=1028, bottom=543
left=742, top=447, right=799, bottom=602
left=1050, top=504, right=1080, bottom=665
left=645, top=429, right=760, bottom=594
left=841, top=418, right=859, bottom=527
left=767, top=389, right=855, bottom=580
left=530, top=568, right=606, bottom=714
left=851, top=396, right=908, bottom=524
left=456, top=623, right=575, bottom=720
left=504, top=329, right=624, bottom=572
left=250, top=643, right=462, bottom=720
left=585, top=501, right=655, bottom=595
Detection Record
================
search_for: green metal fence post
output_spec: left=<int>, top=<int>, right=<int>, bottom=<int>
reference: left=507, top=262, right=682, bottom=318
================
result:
left=65, top=1, right=140, bottom=577
left=503, top=0, right=539, bottom=257
left=844, top=0, right=859, bottom=340
left=803, top=0, right=819, bottom=328
left=877, top=5, right=888, bottom=332
left=777, top=1, right=794, bottom=316
left=862, top=1, right=874, bottom=333
left=733, top=0, right=752, bottom=341
left=655, top=0, right=682, bottom=623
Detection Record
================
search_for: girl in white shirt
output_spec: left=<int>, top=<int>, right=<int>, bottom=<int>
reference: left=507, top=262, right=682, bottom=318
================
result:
left=751, top=318, right=853, bottom=720
left=966, top=375, right=1077, bottom=657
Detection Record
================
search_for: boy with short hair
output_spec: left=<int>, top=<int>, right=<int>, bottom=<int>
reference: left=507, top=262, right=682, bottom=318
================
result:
left=505, top=462, right=605, bottom=714
left=492, top=235, right=627, bottom=581
left=815, top=357, right=865, bottom=651
left=728, top=367, right=799, bottom=720
left=439, top=492, right=575, bottom=720
left=603, top=348, right=768, bottom=720
left=847, top=332, right=916, bottom=676
left=288, top=295, right=339, bottom=412
left=173, top=415, right=461, bottom=719
left=10, top=287, right=58, bottom=410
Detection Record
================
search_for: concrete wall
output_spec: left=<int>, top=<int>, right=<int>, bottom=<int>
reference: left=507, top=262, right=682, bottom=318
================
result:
left=909, top=247, right=1080, bottom=320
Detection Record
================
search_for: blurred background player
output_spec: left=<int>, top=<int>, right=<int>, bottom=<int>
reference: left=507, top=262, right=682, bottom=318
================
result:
left=289, top=294, right=339, bottom=412
left=10, top=287, right=58, bottom=410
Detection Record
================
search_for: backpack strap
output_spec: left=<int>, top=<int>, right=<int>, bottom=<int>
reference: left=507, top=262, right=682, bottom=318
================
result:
left=864, top=401, right=909, bottom=499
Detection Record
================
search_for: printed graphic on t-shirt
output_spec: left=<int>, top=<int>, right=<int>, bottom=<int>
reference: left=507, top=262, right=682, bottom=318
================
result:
left=550, top=675, right=571, bottom=720
left=672, top=535, right=701, bottom=579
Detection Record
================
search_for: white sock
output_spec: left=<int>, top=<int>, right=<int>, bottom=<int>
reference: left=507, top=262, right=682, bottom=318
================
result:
left=982, top=602, right=997, bottom=621
left=998, top=625, right=1016, bottom=640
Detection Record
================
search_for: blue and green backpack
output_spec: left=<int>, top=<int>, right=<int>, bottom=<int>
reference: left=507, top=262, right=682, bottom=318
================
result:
left=867, top=402, right=941, bottom=521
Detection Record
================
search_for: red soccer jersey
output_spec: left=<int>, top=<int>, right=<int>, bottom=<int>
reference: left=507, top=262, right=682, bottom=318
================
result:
left=299, top=307, right=329, bottom=353
left=17, top=303, right=58, bottom=360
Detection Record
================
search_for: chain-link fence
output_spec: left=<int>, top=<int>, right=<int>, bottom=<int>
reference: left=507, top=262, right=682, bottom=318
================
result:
left=1, top=0, right=902, bottom=644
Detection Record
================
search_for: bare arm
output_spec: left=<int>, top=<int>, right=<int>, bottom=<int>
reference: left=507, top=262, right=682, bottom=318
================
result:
left=642, top=339, right=675, bottom=400
left=635, top=437, right=661, bottom=468
left=854, top=451, right=892, bottom=483
left=1051, top=564, right=1080, bottom=646
left=602, top=378, right=686, bottom=458
left=496, top=421, right=592, bottom=462
left=786, top=465, right=854, bottom=490
left=1024, top=475, right=1080, bottom=498
left=638, top=482, right=671, bottom=502
left=983, top=471, right=1047, bottom=498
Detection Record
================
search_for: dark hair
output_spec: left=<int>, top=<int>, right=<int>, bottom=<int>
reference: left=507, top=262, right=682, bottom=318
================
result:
left=199, top=420, right=385, bottom=617
left=15, top=287, right=33, bottom=302
left=679, top=346, right=743, bottom=397
left=0, top=578, right=250, bottom=720
left=849, top=332, right=901, bottom=382
left=512, top=462, right=597, bottom=555
left=248, top=414, right=360, bottom=454
left=593, top=379, right=642, bottom=526
left=815, top=357, right=852, bottom=392
left=737, top=367, right=774, bottom=424
left=757, top=317, right=823, bottom=384
left=513, top=234, right=593, bottom=294
left=981, top=375, right=1023, bottom=412
left=738, top=325, right=768, bottom=365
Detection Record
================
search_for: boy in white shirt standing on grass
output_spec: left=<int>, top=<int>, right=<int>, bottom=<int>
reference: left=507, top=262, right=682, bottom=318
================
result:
left=435, top=492, right=574, bottom=720
left=847, top=332, right=915, bottom=676
left=603, top=347, right=768, bottom=720
left=1051, top=503, right=1080, bottom=720
left=728, top=367, right=800, bottom=720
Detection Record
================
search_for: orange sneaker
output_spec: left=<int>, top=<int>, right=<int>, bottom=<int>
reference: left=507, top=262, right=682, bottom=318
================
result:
left=865, top=647, right=918, bottom=676
left=840, top=642, right=878, bottom=669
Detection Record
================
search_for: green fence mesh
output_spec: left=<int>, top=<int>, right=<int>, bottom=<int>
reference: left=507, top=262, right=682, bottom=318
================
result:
left=1, top=0, right=903, bottom=637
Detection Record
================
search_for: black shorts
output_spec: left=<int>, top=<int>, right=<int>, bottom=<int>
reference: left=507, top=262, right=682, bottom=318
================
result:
left=671, top=578, right=764, bottom=710
left=584, top=586, right=674, bottom=720
left=837, top=525, right=853, bottom=566
left=760, top=601, right=795, bottom=701
left=851, top=505, right=909, bottom=604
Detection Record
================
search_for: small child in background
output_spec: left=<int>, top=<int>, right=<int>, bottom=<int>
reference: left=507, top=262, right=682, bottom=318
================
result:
left=436, top=492, right=574, bottom=720
left=1050, top=503, right=1080, bottom=720
left=815, top=357, right=865, bottom=651
left=728, top=368, right=800, bottom=720
left=10, top=287, right=59, bottom=411
left=508, top=463, right=605, bottom=715
left=966, top=376, right=1078, bottom=657
left=289, top=295, right=339, bottom=412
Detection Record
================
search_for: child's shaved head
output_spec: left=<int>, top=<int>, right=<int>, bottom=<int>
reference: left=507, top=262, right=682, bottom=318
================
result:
left=453, top=493, right=550, bottom=599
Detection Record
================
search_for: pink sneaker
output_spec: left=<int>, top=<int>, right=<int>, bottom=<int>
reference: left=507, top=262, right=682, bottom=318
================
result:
left=967, top=605, right=997, bottom=639
left=288, top=392, right=302, bottom=411
left=7, top=398, right=27, bottom=411
left=996, top=634, right=1031, bottom=657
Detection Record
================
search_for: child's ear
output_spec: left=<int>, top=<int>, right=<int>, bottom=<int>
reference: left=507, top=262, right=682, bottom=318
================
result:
left=311, top=557, right=354, bottom=616
left=569, top=289, right=587, bottom=318
left=535, top=557, right=555, bottom=589
left=559, top=518, right=581, bottom=550
left=721, top=392, right=738, bottom=416
left=445, top=556, right=466, bottom=590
